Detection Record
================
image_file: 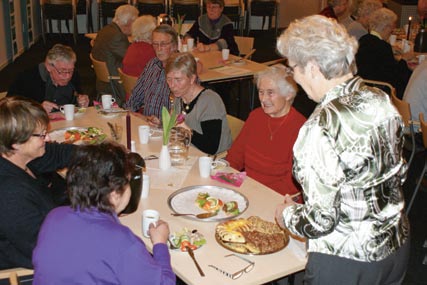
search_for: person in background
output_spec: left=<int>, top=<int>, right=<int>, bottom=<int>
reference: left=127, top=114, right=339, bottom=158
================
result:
left=0, top=97, right=76, bottom=269
left=356, top=7, right=412, bottom=98
left=275, top=15, right=410, bottom=284
left=125, top=24, right=177, bottom=121
left=7, top=44, right=89, bottom=113
left=33, top=142, right=175, bottom=284
left=185, top=0, right=239, bottom=55
left=319, top=0, right=349, bottom=20
left=346, top=0, right=382, bottom=40
left=91, top=4, right=139, bottom=106
left=167, top=53, right=232, bottom=155
left=226, top=65, right=306, bottom=198
left=403, top=60, right=427, bottom=122
left=122, top=15, right=157, bottom=77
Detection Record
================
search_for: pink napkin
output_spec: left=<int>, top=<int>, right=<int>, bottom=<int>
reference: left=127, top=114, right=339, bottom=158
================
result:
left=210, top=172, right=246, bottom=187
left=93, top=100, right=119, bottom=109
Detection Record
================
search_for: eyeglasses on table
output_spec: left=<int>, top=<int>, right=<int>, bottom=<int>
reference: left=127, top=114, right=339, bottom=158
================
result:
left=208, top=254, right=255, bottom=280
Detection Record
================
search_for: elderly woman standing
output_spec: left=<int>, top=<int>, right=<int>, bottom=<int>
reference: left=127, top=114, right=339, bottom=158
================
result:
left=275, top=15, right=410, bottom=284
left=356, top=7, right=412, bottom=98
left=226, top=65, right=306, bottom=198
left=33, top=143, right=175, bottom=284
left=122, top=15, right=157, bottom=77
left=0, top=97, right=76, bottom=269
left=167, top=53, right=232, bottom=155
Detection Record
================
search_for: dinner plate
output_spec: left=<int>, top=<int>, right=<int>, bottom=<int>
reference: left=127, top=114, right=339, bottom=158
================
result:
left=168, top=185, right=248, bottom=222
left=49, top=127, right=107, bottom=145
left=169, top=228, right=206, bottom=251
left=212, top=159, right=229, bottom=170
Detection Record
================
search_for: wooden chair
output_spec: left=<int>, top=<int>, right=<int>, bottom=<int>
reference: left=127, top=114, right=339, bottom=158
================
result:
left=226, top=114, right=245, bottom=141
left=0, top=91, right=7, bottom=99
left=90, top=53, right=121, bottom=100
left=136, top=0, right=166, bottom=17
left=261, top=58, right=286, bottom=66
left=234, top=36, right=254, bottom=58
left=363, top=79, right=396, bottom=98
left=406, top=113, right=427, bottom=215
left=118, top=68, right=138, bottom=100
left=171, top=0, right=201, bottom=22
left=97, top=0, right=129, bottom=29
left=0, top=268, right=34, bottom=285
left=247, top=0, right=279, bottom=36
left=224, top=0, right=245, bottom=35
left=40, top=0, right=78, bottom=44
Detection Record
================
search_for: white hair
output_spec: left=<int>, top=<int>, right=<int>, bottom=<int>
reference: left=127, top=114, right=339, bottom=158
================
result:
left=131, top=15, right=156, bottom=43
left=113, top=4, right=138, bottom=26
left=255, top=65, right=297, bottom=102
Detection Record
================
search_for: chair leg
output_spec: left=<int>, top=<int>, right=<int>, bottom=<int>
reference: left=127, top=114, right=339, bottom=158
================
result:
left=406, top=161, right=427, bottom=214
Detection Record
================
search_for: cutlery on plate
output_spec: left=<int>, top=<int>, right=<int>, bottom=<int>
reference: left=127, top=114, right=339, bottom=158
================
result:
left=171, top=212, right=218, bottom=219
left=186, top=246, right=205, bottom=277
left=143, top=155, right=158, bottom=160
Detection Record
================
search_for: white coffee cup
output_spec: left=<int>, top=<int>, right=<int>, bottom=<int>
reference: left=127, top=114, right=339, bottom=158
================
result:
left=142, top=209, right=159, bottom=237
left=389, top=34, right=397, bottom=46
left=418, top=54, right=426, bottom=64
left=60, top=104, right=75, bottom=121
left=187, top=38, right=194, bottom=50
left=402, top=39, right=411, bottom=53
left=182, top=44, right=188, bottom=52
left=101, top=94, right=116, bottom=109
left=141, top=174, right=150, bottom=199
left=222, top=48, right=230, bottom=61
left=138, top=125, right=150, bottom=144
left=199, top=156, right=213, bottom=178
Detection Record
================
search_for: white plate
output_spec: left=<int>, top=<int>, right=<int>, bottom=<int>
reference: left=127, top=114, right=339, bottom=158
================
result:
left=49, top=127, right=106, bottom=145
left=150, top=128, right=163, bottom=139
left=212, top=159, right=229, bottom=170
left=168, top=185, right=248, bottom=222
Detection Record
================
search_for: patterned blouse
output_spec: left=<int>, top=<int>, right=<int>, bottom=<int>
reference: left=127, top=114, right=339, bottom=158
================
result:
left=282, top=76, right=410, bottom=262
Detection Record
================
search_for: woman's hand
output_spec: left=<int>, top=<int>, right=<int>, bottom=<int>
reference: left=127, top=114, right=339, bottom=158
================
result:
left=77, top=94, right=89, bottom=107
left=149, top=219, right=170, bottom=245
left=146, top=115, right=161, bottom=128
left=274, top=195, right=296, bottom=229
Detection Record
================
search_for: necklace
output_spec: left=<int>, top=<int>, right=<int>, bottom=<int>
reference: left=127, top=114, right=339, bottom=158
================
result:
left=267, top=114, right=288, bottom=141
left=181, top=88, right=204, bottom=115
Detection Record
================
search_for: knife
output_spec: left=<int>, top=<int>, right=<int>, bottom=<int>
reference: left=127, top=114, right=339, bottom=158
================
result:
left=186, top=246, right=205, bottom=277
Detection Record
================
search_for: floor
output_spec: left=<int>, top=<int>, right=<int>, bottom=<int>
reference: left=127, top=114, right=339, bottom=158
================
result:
left=0, top=30, right=426, bottom=285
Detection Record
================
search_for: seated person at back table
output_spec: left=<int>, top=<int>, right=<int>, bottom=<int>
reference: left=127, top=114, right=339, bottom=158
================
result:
left=346, top=0, right=382, bottom=40
left=7, top=44, right=89, bottom=113
left=226, top=65, right=306, bottom=199
left=125, top=24, right=177, bottom=121
left=91, top=4, right=139, bottom=106
left=185, top=0, right=239, bottom=55
left=33, top=142, right=175, bottom=284
left=168, top=53, right=232, bottom=155
left=122, top=15, right=157, bottom=77
left=0, top=96, right=76, bottom=269
left=356, top=7, right=412, bottom=98
left=319, top=0, right=349, bottom=20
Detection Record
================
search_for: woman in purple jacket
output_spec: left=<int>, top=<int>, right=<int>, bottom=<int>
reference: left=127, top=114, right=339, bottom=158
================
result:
left=33, top=143, right=175, bottom=285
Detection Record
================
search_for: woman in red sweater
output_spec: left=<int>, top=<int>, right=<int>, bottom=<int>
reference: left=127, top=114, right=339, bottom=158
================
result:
left=226, top=65, right=306, bottom=198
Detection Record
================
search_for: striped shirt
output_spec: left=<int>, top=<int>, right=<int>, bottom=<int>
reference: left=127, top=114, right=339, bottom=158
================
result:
left=124, top=57, right=171, bottom=118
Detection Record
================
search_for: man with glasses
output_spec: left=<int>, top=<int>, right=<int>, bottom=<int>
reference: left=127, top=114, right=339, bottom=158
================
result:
left=184, top=0, right=239, bottom=55
left=125, top=24, right=178, bottom=121
left=7, top=44, right=89, bottom=113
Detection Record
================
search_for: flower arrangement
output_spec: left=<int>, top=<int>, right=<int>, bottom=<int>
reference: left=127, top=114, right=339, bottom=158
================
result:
left=176, top=14, right=186, bottom=37
left=161, top=106, right=177, bottom=146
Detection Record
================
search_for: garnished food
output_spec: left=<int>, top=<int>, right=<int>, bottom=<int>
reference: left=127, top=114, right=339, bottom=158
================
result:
left=64, top=127, right=106, bottom=144
left=195, top=192, right=239, bottom=215
left=169, top=228, right=206, bottom=252
left=216, top=216, right=289, bottom=254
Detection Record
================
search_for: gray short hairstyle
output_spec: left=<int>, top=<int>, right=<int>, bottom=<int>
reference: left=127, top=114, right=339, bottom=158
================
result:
left=356, top=0, right=382, bottom=18
left=131, top=15, right=156, bottom=43
left=153, top=24, right=178, bottom=47
left=165, top=52, right=197, bottom=78
left=277, top=15, right=358, bottom=80
left=45, top=44, right=76, bottom=65
left=255, top=65, right=297, bottom=102
left=113, top=4, right=138, bottom=26
left=368, top=8, right=397, bottom=33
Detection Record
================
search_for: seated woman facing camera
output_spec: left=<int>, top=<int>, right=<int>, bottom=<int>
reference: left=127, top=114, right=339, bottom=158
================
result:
left=33, top=143, right=175, bottom=284
left=226, top=66, right=306, bottom=199
left=167, top=53, right=232, bottom=155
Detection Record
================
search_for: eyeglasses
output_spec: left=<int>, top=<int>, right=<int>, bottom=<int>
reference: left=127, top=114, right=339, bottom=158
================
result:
left=50, top=64, right=74, bottom=76
left=209, top=254, right=255, bottom=280
left=32, top=131, right=48, bottom=139
left=284, top=61, right=298, bottom=74
left=152, top=41, right=172, bottom=49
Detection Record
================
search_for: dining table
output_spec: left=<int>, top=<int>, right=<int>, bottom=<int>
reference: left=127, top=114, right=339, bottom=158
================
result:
left=49, top=107, right=307, bottom=285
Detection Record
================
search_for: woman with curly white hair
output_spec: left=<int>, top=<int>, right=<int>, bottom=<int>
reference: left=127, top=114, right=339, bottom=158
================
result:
left=122, top=15, right=157, bottom=77
left=275, top=15, right=410, bottom=284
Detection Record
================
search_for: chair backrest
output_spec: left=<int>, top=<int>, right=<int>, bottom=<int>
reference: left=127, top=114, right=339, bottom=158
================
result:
left=419, top=113, right=427, bottom=149
left=363, top=79, right=396, bottom=98
left=226, top=114, right=245, bottom=141
left=90, top=53, right=112, bottom=83
left=234, top=36, right=254, bottom=57
left=118, top=68, right=138, bottom=98
left=0, top=91, right=7, bottom=99
left=390, top=91, right=412, bottom=127
left=0, top=268, right=34, bottom=285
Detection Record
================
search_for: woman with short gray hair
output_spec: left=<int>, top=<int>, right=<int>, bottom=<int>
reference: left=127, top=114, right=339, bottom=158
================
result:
left=275, top=15, right=410, bottom=284
left=347, top=0, right=382, bottom=39
left=356, top=7, right=412, bottom=98
left=122, top=15, right=157, bottom=77
left=226, top=65, right=306, bottom=198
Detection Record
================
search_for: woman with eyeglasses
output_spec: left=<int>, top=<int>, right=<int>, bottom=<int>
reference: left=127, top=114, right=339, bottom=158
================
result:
left=275, top=15, right=410, bottom=284
left=0, top=96, right=77, bottom=270
left=7, top=44, right=89, bottom=113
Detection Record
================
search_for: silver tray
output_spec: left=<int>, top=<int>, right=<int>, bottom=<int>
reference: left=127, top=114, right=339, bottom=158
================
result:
left=168, top=185, right=249, bottom=222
